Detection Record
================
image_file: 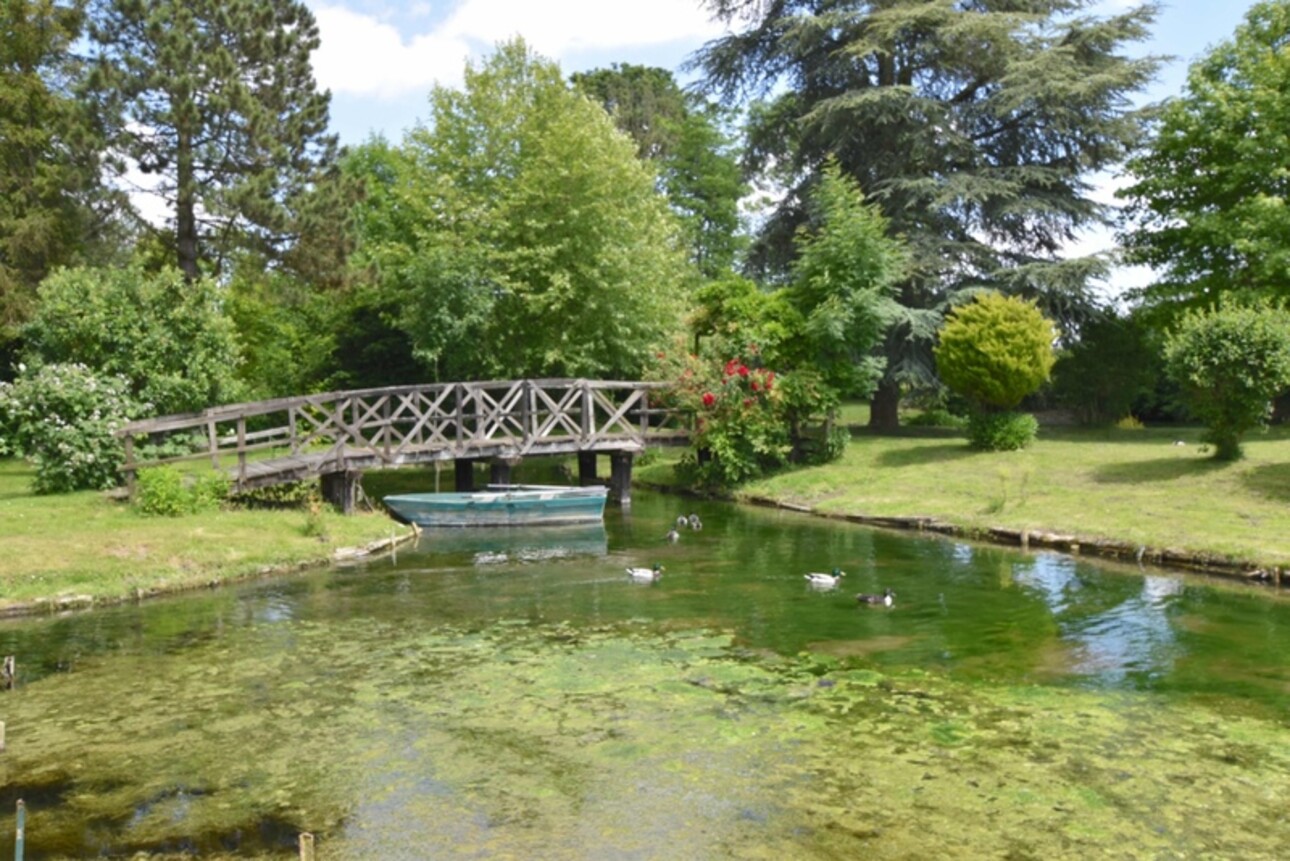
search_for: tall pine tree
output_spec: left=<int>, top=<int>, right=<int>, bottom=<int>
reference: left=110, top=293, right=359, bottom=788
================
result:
left=692, top=0, right=1159, bottom=426
left=83, top=0, right=343, bottom=280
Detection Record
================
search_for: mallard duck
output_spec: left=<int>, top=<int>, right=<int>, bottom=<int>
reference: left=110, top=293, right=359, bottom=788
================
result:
left=677, top=515, right=690, bottom=528
left=665, top=528, right=680, bottom=543
left=804, top=568, right=846, bottom=588
left=688, top=513, right=703, bottom=530
left=626, top=564, right=664, bottom=582
left=857, top=588, right=894, bottom=607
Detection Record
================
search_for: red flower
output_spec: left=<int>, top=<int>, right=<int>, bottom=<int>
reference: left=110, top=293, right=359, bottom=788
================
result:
left=751, top=380, right=761, bottom=392
left=702, top=392, right=716, bottom=407
left=724, top=359, right=739, bottom=376
left=737, top=365, right=749, bottom=377
left=743, top=397, right=753, bottom=407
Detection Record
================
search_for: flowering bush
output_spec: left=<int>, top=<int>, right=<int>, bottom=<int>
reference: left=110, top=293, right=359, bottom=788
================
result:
left=0, top=363, right=144, bottom=493
left=649, top=344, right=790, bottom=488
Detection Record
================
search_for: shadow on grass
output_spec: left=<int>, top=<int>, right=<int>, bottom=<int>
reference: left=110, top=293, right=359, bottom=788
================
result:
left=1241, top=462, right=1290, bottom=503
left=875, top=442, right=978, bottom=468
left=1092, top=455, right=1228, bottom=484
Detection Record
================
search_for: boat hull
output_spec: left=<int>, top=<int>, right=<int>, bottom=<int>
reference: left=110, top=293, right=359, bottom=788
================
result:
left=383, top=484, right=608, bottom=528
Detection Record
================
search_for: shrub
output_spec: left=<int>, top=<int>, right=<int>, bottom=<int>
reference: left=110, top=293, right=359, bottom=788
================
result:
left=134, top=466, right=229, bottom=516
left=0, top=363, right=142, bottom=493
left=967, top=411, right=1039, bottom=452
left=1051, top=312, right=1159, bottom=425
left=905, top=408, right=969, bottom=430
left=935, top=293, right=1056, bottom=410
left=1164, top=298, right=1290, bottom=460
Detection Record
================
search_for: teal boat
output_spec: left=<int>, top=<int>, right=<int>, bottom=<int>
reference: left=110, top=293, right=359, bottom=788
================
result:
left=383, top=484, right=608, bottom=528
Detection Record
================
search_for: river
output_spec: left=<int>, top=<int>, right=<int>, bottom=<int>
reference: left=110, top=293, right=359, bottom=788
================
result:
left=1, top=490, right=1287, bottom=858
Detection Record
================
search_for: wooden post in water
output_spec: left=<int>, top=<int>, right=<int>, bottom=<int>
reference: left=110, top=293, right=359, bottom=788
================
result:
left=2, top=656, right=13, bottom=691
left=577, top=451, right=598, bottom=486
left=14, top=799, right=25, bottom=861
left=298, top=832, right=315, bottom=861
left=454, top=458, right=475, bottom=492
left=609, top=451, right=634, bottom=507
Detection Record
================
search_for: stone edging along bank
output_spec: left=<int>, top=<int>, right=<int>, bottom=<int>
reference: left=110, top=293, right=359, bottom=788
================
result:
left=734, top=492, right=1285, bottom=589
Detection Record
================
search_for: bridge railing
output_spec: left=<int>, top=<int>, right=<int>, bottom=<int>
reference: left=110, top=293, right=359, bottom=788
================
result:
left=116, top=379, right=689, bottom=490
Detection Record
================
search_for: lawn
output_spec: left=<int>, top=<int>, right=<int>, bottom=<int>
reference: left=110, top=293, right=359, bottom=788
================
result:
left=0, top=458, right=410, bottom=613
left=637, top=422, right=1290, bottom=570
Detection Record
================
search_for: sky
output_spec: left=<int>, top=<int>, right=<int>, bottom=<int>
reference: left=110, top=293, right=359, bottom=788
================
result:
left=302, top=0, right=1264, bottom=294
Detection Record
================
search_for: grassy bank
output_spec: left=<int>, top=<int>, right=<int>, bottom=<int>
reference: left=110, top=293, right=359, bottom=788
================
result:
left=636, top=422, right=1290, bottom=572
left=0, top=458, right=411, bottom=614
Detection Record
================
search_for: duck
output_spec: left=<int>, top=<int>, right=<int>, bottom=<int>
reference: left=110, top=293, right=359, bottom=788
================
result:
left=688, top=513, right=703, bottom=531
left=804, top=568, right=846, bottom=588
left=677, top=515, right=690, bottom=529
left=857, top=588, right=895, bottom=607
left=626, top=564, right=664, bottom=583
left=665, top=528, right=681, bottom=543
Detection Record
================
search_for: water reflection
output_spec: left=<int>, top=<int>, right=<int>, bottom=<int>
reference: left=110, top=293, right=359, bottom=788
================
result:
left=413, top=522, right=608, bottom=564
left=1013, top=553, right=1184, bottom=685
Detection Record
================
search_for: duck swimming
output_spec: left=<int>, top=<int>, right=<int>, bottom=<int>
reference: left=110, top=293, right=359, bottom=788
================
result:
left=856, top=588, right=894, bottom=607
left=626, top=564, right=664, bottom=583
left=688, top=514, right=703, bottom=531
left=665, top=528, right=680, bottom=543
left=804, top=568, right=846, bottom=588
left=677, top=515, right=690, bottom=529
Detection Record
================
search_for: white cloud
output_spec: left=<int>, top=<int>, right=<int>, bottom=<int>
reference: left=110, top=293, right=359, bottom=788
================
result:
left=312, top=5, right=472, bottom=99
left=310, top=0, right=726, bottom=100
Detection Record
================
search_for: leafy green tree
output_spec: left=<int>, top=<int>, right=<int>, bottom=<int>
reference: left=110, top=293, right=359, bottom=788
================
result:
left=573, top=64, right=747, bottom=278
left=0, top=0, right=119, bottom=342
left=788, top=162, right=904, bottom=399
left=353, top=40, right=691, bottom=381
left=22, top=264, right=242, bottom=414
left=692, top=0, right=1159, bottom=427
left=83, top=0, right=344, bottom=280
left=1163, top=299, right=1290, bottom=461
left=1051, top=310, right=1160, bottom=425
left=934, top=292, right=1056, bottom=449
left=1119, top=1, right=1290, bottom=314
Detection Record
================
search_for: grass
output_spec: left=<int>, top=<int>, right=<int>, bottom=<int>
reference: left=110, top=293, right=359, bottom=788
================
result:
left=0, top=457, right=410, bottom=613
left=636, top=422, right=1290, bottom=570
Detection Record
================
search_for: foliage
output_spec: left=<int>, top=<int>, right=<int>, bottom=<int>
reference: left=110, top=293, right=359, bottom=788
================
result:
left=573, top=63, right=747, bottom=277
left=935, top=293, right=1057, bottom=411
left=690, top=275, right=803, bottom=368
left=905, top=408, right=969, bottom=431
left=225, top=269, right=338, bottom=399
left=23, top=263, right=243, bottom=415
left=228, top=480, right=317, bottom=510
left=0, top=0, right=121, bottom=340
left=133, top=465, right=227, bottom=517
left=1119, top=1, right=1290, bottom=313
left=966, top=411, right=1040, bottom=452
left=83, top=0, right=345, bottom=279
left=349, top=40, right=691, bottom=381
left=1163, top=298, right=1290, bottom=460
left=0, top=362, right=141, bottom=492
left=693, top=0, right=1159, bottom=426
left=1051, top=311, right=1161, bottom=425
left=683, top=355, right=790, bottom=488
left=787, top=162, right=903, bottom=399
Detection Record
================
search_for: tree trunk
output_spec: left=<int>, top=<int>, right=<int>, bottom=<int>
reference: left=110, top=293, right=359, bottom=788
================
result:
left=868, top=377, right=901, bottom=430
left=176, top=125, right=199, bottom=281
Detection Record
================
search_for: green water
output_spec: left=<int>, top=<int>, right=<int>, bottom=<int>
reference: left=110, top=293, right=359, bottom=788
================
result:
left=1, top=491, right=1289, bottom=858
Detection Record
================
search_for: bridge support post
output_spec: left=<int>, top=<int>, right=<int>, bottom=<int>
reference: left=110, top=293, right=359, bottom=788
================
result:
left=577, top=451, right=598, bottom=486
left=608, top=452, right=633, bottom=507
left=490, top=456, right=521, bottom=486
left=320, top=470, right=362, bottom=514
left=454, top=459, right=475, bottom=492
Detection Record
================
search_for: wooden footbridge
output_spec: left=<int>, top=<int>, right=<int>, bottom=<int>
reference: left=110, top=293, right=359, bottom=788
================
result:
left=116, top=379, right=690, bottom=511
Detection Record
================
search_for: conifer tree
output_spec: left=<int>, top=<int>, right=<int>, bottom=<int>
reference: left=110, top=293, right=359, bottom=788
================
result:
left=692, top=0, right=1159, bottom=427
left=83, top=0, right=343, bottom=280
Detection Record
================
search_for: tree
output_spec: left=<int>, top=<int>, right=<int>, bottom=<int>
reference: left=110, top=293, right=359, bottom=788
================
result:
left=692, top=0, right=1159, bottom=427
left=22, top=264, right=243, bottom=414
left=1050, top=310, right=1159, bottom=425
left=82, top=0, right=343, bottom=280
left=788, top=162, right=904, bottom=399
left=934, top=292, right=1056, bottom=449
left=0, top=0, right=119, bottom=341
left=1163, top=299, right=1290, bottom=461
left=1119, top=1, right=1290, bottom=314
left=352, top=40, right=691, bottom=381
left=573, top=64, right=747, bottom=278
